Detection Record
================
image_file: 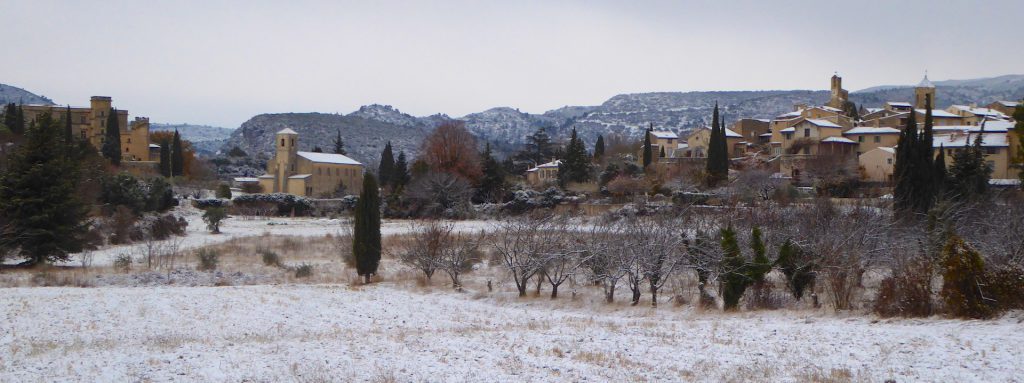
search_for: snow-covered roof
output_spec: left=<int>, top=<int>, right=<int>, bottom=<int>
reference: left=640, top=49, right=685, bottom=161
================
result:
left=844, top=127, right=901, bottom=135
left=675, top=143, right=689, bottom=149
left=650, top=131, right=678, bottom=139
left=821, top=136, right=857, bottom=144
left=759, top=133, right=773, bottom=137
left=997, top=101, right=1019, bottom=107
left=887, top=102, right=912, bottom=107
left=288, top=174, right=312, bottom=179
left=917, top=109, right=959, bottom=118
left=819, top=106, right=842, bottom=113
left=277, top=128, right=298, bottom=135
left=990, top=179, right=1022, bottom=186
left=258, top=174, right=275, bottom=179
left=804, top=119, right=843, bottom=128
left=234, top=177, right=259, bottom=183
left=932, top=120, right=1013, bottom=133
left=527, top=159, right=561, bottom=172
left=865, top=108, right=883, bottom=113
left=933, top=132, right=1008, bottom=148
left=296, top=151, right=362, bottom=165
left=777, top=110, right=804, bottom=119
left=148, top=144, right=161, bottom=148
left=780, top=127, right=795, bottom=133
left=724, top=128, right=741, bottom=138
left=917, top=74, right=935, bottom=88
left=949, top=105, right=1008, bottom=118
left=754, top=118, right=771, bottom=123
left=878, top=147, right=896, bottom=154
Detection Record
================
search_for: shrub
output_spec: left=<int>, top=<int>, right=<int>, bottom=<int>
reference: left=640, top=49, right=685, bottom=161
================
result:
left=145, top=177, right=177, bottom=212
left=193, top=199, right=228, bottom=209
left=240, top=183, right=263, bottom=194
left=216, top=183, right=232, bottom=199
left=231, top=193, right=313, bottom=216
left=719, top=227, right=748, bottom=310
left=294, top=263, right=314, bottom=278
left=940, top=235, right=992, bottom=319
left=196, top=248, right=219, bottom=271
left=260, top=249, right=282, bottom=267
left=203, top=207, right=227, bottom=234
left=101, top=173, right=146, bottom=213
left=874, top=257, right=935, bottom=318
left=775, top=239, right=816, bottom=300
left=113, top=253, right=132, bottom=272
left=984, top=264, right=1024, bottom=314
left=148, top=214, right=188, bottom=240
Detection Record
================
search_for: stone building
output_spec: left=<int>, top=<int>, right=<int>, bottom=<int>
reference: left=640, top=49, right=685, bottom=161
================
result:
left=20, top=96, right=153, bottom=163
left=257, top=128, right=364, bottom=197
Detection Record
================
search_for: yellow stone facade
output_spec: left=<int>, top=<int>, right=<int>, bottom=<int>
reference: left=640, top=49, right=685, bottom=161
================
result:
left=258, top=129, right=364, bottom=197
left=21, top=96, right=152, bottom=163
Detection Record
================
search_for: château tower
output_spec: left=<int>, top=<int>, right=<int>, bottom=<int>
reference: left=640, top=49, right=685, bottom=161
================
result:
left=914, top=74, right=936, bottom=110
left=274, top=128, right=299, bottom=193
left=827, top=74, right=849, bottom=109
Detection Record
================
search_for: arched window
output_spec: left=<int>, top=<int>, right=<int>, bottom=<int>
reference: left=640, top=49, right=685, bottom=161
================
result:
left=281, top=139, right=285, bottom=147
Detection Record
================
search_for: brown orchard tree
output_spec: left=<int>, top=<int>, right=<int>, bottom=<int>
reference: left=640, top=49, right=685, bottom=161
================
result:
left=420, top=121, right=482, bottom=182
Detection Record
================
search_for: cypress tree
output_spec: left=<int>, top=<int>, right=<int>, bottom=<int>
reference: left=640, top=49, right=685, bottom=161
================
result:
left=0, top=112, right=89, bottom=265
left=917, top=95, right=936, bottom=211
left=378, top=141, right=394, bottom=187
left=659, top=146, right=666, bottom=158
left=101, top=107, right=121, bottom=165
left=477, top=143, right=505, bottom=202
left=749, top=227, right=771, bottom=283
left=1014, top=102, right=1024, bottom=186
left=593, top=134, right=605, bottom=162
left=893, top=110, right=919, bottom=215
left=719, top=226, right=748, bottom=310
left=352, top=173, right=381, bottom=284
left=159, top=139, right=171, bottom=177
left=706, top=102, right=728, bottom=186
left=560, top=127, right=590, bottom=183
left=2, top=103, right=17, bottom=134
left=171, top=130, right=184, bottom=176
left=63, top=106, right=73, bottom=145
left=948, top=124, right=992, bottom=201
left=333, top=129, right=347, bottom=155
left=642, top=123, right=653, bottom=169
left=934, top=144, right=948, bottom=195
left=392, top=151, right=410, bottom=190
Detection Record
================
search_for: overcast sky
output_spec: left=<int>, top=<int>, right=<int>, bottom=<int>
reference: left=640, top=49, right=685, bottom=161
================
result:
left=3, top=0, right=1022, bottom=128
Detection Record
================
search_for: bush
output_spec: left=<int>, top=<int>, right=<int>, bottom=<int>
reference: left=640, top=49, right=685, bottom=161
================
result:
left=260, top=249, right=282, bottom=267
left=240, top=183, right=263, bottom=194
left=147, top=214, right=188, bottom=240
left=874, top=257, right=935, bottom=318
left=231, top=193, right=313, bottom=216
left=294, top=263, right=313, bottom=278
left=985, top=265, right=1024, bottom=313
left=145, top=177, right=177, bottom=212
left=775, top=239, right=816, bottom=300
left=196, top=248, right=219, bottom=271
left=113, top=254, right=132, bottom=272
left=216, top=183, right=232, bottom=199
left=203, top=207, right=227, bottom=234
left=101, top=173, right=147, bottom=213
left=940, top=236, right=992, bottom=319
left=193, top=199, right=228, bottom=209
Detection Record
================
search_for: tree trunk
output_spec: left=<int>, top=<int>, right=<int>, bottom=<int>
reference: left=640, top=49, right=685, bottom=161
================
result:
left=550, top=284, right=559, bottom=299
left=631, top=288, right=641, bottom=306
left=516, top=282, right=527, bottom=297
left=604, top=281, right=616, bottom=303
left=363, top=274, right=370, bottom=284
left=650, top=286, right=658, bottom=308
left=535, top=275, right=543, bottom=296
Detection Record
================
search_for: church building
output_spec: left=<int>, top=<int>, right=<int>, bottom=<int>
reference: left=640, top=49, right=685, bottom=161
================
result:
left=256, top=128, right=364, bottom=197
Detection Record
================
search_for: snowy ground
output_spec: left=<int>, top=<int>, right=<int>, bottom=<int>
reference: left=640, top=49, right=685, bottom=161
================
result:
left=2, top=283, right=1022, bottom=382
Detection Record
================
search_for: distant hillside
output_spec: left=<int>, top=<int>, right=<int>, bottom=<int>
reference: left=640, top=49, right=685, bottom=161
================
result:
left=221, top=107, right=435, bottom=173
left=150, top=123, right=234, bottom=156
left=851, top=74, right=1024, bottom=109
left=0, top=83, right=54, bottom=105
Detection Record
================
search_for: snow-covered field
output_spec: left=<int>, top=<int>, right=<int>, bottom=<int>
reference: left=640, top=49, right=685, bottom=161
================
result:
left=2, top=283, right=1022, bottom=382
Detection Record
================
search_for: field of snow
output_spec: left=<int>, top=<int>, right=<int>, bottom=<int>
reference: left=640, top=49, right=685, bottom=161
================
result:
left=2, top=283, right=1022, bottom=382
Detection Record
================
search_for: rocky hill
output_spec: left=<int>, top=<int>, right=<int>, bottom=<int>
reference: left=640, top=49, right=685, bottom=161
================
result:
left=850, top=74, right=1024, bottom=109
left=0, top=83, right=54, bottom=105
left=150, top=123, right=233, bottom=156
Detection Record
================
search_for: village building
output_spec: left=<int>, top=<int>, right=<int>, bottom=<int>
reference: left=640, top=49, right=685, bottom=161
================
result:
left=843, top=126, right=901, bottom=156
left=987, top=100, right=1020, bottom=117
left=526, top=159, right=560, bottom=185
left=20, top=96, right=154, bottom=165
left=731, top=118, right=771, bottom=145
left=257, top=128, right=364, bottom=197
left=946, top=104, right=1010, bottom=125
left=685, top=126, right=744, bottom=158
left=858, top=147, right=896, bottom=183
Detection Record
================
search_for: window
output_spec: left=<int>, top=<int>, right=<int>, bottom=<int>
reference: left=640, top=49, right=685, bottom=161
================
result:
left=873, top=136, right=881, bottom=143
left=803, top=129, right=810, bottom=137
left=858, top=136, right=864, bottom=143
left=985, top=148, right=998, bottom=155
left=291, top=138, right=295, bottom=147
left=887, top=158, right=893, bottom=164
left=127, top=138, right=131, bottom=144
left=80, top=116, right=86, bottom=123
left=281, top=139, right=285, bottom=147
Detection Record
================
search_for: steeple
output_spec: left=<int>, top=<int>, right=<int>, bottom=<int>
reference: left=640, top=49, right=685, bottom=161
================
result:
left=914, top=72, right=937, bottom=109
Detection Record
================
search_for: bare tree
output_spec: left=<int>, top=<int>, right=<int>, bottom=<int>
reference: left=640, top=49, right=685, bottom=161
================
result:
left=578, top=219, right=628, bottom=303
left=491, top=215, right=548, bottom=297
left=437, top=230, right=483, bottom=290
left=394, top=221, right=449, bottom=281
left=538, top=217, right=589, bottom=299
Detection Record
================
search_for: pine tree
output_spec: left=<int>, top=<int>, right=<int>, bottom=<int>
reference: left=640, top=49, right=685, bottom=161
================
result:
left=101, top=107, right=121, bottom=165
left=0, top=112, right=88, bottom=265
left=560, top=127, right=590, bottom=184
left=706, top=103, right=728, bottom=186
left=749, top=227, right=771, bottom=283
left=392, top=151, right=410, bottom=190
left=352, top=173, right=381, bottom=284
left=171, top=130, right=184, bottom=176
left=476, top=143, right=506, bottom=202
left=593, top=134, right=605, bottom=162
left=333, top=130, right=347, bottom=155
left=159, top=139, right=171, bottom=177
left=378, top=141, right=394, bottom=187
left=642, top=123, right=653, bottom=169
left=524, top=127, right=552, bottom=165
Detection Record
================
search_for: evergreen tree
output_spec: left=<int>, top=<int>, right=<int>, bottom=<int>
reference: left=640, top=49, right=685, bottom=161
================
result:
left=333, top=129, right=347, bottom=155
left=940, top=235, right=992, bottom=318
left=719, top=226, right=748, bottom=310
left=392, top=151, right=410, bottom=190
left=2, top=103, right=17, bottom=134
left=775, top=239, right=815, bottom=299
left=749, top=227, right=771, bottom=283
left=0, top=112, right=89, bottom=265
left=312, top=146, right=323, bottom=153
left=917, top=95, right=936, bottom=208
left=1014, top=101, right=1024, bottom=186
left=706, top=102, right=728, bottom=186
left=378, top=141, right=395, bottom=187
left=352, top=173, right=382, bottom=284
left=593, top=134, right=605, bottom=162
left=934, top=144, right=948, bottom=195
left=559, top=127, right=590, bottom=184
left=524, top=127, right=553, bottom=165
left=476, top=143, right=506, bottom=202
left=159, top=139, right=171, bottom=177
left=101, top=107, right=121, bottom=165
left=893, top=109, right=919, bottom=215
left=948, top=125, right=992, bottom=201
left=642, top=123, right=653, bottom=169
left=63, top=106, right=73, bottom=144
left=171, top=130, right=184, bottom=176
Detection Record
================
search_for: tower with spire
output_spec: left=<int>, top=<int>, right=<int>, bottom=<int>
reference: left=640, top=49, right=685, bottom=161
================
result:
left=914, top=73, right=936, bottom=110
left=827, top=73, right=849, bottom=109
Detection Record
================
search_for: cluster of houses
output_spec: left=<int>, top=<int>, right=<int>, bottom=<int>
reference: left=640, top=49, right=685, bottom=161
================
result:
left=634, top=74, right=1021, bottom=186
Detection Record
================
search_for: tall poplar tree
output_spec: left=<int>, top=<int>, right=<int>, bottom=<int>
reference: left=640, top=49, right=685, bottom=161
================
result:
left=0, top=112, right=88, bottom=265
left=642, top=123, right=653, bottom=169
left=378, top=141, right=395, bottom=187
left=171, top=130, right=184, bottom=176
left=706, top=102, right=728, bottom=186
left=352, top=173, right=381, bottom=284
left=333, top=129, right=347, bottom=155
left=101, top=107, right=121, bottom=165
left=894, top=110, right=919, bottom=215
